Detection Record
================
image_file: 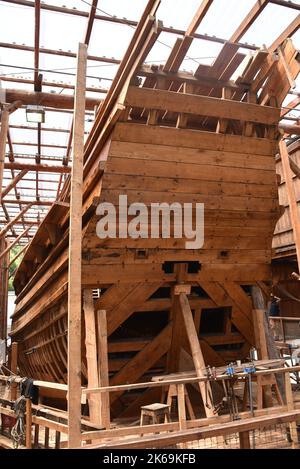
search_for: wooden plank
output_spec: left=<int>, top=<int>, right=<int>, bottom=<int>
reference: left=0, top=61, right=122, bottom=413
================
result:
left=0, top=226, right=31, bottom=262
left=1, top=169, right=28, bottom=198
left=26, top=398, right=32, bottom=449
left=109, top=141, right=276, bottom=169
left=284, top=371, right=298, bottom=442
left=67, top=42, right=87, bottom=449
left=103, top=161, right=277, bottom=188
left=84, top=410, right=300, bottom=449
left=0, top=203, right=33, bottom=238
left=96, top=309, right=110, bottom=428
left=124, top=86, right=280, bottom=125
left=269, top=14, right=300, bottom=52
left=10, top=342, right=18, bottom=400
left=113, top=122, right=277, bottom=156
left=221, top=282, right=252, bottom=319
left=187, top=0, right=213, bottom=35
left=138, top=65, right=243, bottom=90
left=229, top=0, right=269, bottom=43
left=178, top=293, right=214, bottom=418
left=83, top=289, right=101, bottom=425
left=195, top=42, right=240, bottom=80
left=279, top=139, right=300, bottom=269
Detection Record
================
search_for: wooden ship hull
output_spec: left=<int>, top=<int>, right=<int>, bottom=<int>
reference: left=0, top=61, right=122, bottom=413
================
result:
left=9, top=11, right=300, bottom=417
left=272, top=139, right=300, bottom=317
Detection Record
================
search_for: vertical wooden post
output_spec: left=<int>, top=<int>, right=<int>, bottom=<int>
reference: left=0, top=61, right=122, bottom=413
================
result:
left=83, top=289, right=101, bottom=425
left=26, top=398, right=32, bottom=449
left=0, top=108, right=9, bottom=204
left=10, top=342, right=18, bottom=400
left=67, top=42, right=87, bottom=449
left=177, top=383, right=188, bottom=449
left=177, top=384, right=187, bottom=430
left=239, top=431, right=251, bottom=449
left=34, top=424, right=39, bottom=448
left=284, top=371, right=298, bottom=443
left=0, top=237, right=9, bottom=345
left=279, top=140, right=300, bottom=270
left=97, top=309, right=110, bottom=428
left=178, top=292, right=214, bottom=418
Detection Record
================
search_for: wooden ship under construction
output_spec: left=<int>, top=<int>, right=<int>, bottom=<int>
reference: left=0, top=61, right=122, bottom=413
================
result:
left=1, top=0, right=300, bottom=450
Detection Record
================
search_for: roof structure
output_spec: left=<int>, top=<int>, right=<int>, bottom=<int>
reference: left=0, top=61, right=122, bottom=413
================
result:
left=1, top=0, right=300, bottom=251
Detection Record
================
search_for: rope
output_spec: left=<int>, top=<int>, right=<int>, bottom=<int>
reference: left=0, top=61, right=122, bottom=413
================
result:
left=11, top=396, right=26, bottom=449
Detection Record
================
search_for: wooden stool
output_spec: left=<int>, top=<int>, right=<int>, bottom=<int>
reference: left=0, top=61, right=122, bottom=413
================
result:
left=140, top=403, right=171, bottom=426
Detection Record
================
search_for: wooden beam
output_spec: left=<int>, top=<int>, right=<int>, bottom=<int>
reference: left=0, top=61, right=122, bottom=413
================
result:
left=83, top=289, right=101, bottom=426
left=229, top=0, right=269, bottom=43
left=8, top=242, right=28, bottom=268
left=96, top=309, right=110, bottom=429
left=1, top=199, right=52, bottom=206
left=124, top=86, right=280, bottom=125
left=84, top=0, right=98, bottom=44
left=86, top=410, right=300, bottom=449
left=1, top=169, right=28, bottom=198
left=0, top=1, right=258, bottom=51
left=269, top=14, right=300, bottom=52
left=3, top=88, right=100, bottom=111
left=138, top=65, right=244, bottom=90
left=178, top=292, right=214, bottom=418
left=67, top=42, right=87, bottom=449
left=279, top=139, right=300, bottom=269
left=109, top=323, right=172, bottom=403
left=0, top=42, right=120, bottom=65
left=281, top=96, right=300, bottom=117
left=289, top=154, right=300, bottom=178
left=10, top=342, right=18, bottom=400
left=0, top=108, right=9, bottom=205
left=34, top=0, right=41, bottom=90
left=0, top=76, right=106, bottom=94
left=4, top=162, right=71, bottom=173
left=0, top=226, right=31, bottom=262
left=187, top=0, right=213, bottom=35
left=0, top=203, right=33, bottom=238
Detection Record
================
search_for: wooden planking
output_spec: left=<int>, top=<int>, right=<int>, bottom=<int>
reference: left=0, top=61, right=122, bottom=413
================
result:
left=109, top=141, right=275, bottom=168
left=103, top=173, right=278, bottom=199
left=104, top=158, right=277, bottom=186
left=124, top=86, right=280, bottom=125
left=279, top=140, right=300, bottom=268
left=113, top=123, right=277, bottom=156
left=101, top=189, right=278, bottom=212
left=83, top=263, right=277, bottom=286
left=85, top=249, right=271, bottom=266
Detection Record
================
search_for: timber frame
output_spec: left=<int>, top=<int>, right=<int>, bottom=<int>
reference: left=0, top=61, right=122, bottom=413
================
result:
left=1, top=0, right=300, bottom=449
